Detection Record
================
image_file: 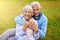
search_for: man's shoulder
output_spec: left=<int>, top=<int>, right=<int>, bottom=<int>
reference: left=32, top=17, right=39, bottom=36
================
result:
left=40, top=12, right=48, bottom=21
left=15, top=14, right=24, bottom=18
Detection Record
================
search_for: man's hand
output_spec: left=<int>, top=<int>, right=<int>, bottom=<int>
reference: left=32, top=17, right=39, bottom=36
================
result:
left=29, top=18, right=38, bottom=33
left=32, top=23, right=38, bottom=34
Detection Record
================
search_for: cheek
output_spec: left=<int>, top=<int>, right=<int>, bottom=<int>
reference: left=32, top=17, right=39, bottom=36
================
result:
left=38, top=11, right=40, bottom=13
left=28, top=13, right=32, bottom=16
left=24, top=13, right=26, bottom=16
left=24, top=15, right=30, bottom=19
left=24, top=16, right=29, bottom=19
left=33, top=11, right=38, bottom=14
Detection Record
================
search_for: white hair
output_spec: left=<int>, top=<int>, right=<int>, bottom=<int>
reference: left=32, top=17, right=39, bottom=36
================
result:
left=22, top=4, right=33, bottom=13
left=31, top=1, right=41, bottom=8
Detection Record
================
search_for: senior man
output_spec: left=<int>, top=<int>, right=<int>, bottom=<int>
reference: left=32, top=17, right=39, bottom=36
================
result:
left=0, top=1, right=48, bottom=40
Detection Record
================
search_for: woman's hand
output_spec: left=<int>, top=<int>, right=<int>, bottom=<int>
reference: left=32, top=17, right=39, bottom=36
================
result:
left=22, top=21, right=30, bottom=31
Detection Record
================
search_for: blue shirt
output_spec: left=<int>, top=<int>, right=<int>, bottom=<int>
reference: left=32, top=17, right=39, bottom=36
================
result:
left=14, top=12, right=48, bottom=39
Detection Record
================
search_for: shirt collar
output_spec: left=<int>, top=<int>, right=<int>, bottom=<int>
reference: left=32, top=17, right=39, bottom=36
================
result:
left=33, top=12, right=42, bottom=20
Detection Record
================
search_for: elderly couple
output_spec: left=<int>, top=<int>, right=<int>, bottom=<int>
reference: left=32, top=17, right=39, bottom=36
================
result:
left=0, top=1, right=48, bottom=40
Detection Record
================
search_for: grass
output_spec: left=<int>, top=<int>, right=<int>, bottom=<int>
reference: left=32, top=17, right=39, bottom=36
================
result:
left=0, top=0, right=60, bottom=40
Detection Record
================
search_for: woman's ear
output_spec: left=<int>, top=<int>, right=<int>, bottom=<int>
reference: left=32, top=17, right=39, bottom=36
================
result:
left=32, top=13, right=33, bottom=16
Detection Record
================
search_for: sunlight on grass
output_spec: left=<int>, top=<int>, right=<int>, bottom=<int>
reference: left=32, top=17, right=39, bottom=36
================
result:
left=0, top=0, right=30, bottom=34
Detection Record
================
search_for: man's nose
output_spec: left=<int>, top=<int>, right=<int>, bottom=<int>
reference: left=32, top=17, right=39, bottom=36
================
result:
left=34, top=11, right=38, bottom=13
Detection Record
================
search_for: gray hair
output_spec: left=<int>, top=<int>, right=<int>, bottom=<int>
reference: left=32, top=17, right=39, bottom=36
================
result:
left=31, top=1, right=41, bottom=8
left=22, top=4, right=33, bottom=13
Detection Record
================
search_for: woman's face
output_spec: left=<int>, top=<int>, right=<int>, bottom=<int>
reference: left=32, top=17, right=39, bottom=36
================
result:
left=24, top=9, right=33, bottom=21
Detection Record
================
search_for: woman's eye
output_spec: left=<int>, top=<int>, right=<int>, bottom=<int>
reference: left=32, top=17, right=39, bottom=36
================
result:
left=33, top=9, right=35, bottom=11
left=36, top=9, right=38, bottom=10
left=28, top=11, right=31, bottom=13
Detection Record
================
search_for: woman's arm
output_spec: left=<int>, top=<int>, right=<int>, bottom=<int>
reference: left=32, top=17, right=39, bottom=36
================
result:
left=16, top=24, right=26, bottom=37
left=16, top=21, right=30, bottom=37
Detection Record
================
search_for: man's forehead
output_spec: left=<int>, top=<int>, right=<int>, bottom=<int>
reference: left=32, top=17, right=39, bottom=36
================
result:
left=31, top=2, right=41, bottom=9
left=32, top=5, right=40, bottom=9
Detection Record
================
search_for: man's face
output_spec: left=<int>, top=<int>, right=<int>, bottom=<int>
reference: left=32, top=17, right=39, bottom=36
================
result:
left=24, top=9, right=33, bottom=21
left=32, top=5, right=40, bottom=16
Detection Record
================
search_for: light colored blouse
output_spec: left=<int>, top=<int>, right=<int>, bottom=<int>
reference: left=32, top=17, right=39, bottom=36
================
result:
left=15, top=17, right=39, bottom=40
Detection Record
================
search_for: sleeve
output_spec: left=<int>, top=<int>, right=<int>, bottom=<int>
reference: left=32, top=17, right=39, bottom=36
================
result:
left=34, top=32, right=39, bottom=40
left=39, top=18, right=48, bottom=38
left=14, top=14, right=24, bottom=25
left=16, top=24, right=26, bottom=38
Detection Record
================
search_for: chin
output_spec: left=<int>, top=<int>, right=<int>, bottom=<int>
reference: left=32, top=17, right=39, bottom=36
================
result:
left=26, top=18, right=29, bottom=20
left=26, top=19, right=29, bottom=21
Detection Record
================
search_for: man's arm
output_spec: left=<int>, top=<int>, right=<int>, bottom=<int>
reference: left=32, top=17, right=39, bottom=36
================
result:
left=39, top=18, right=48, bottom=38
left=14, top=14, right=24, bottom=25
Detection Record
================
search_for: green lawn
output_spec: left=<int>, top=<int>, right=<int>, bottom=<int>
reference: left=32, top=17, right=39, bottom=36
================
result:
left=0, top=0, right=60, bottom=40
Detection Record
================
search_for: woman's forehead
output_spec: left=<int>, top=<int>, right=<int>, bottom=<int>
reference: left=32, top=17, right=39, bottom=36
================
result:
left=25, top=8, right=33, bottom=12
left=22, top=5, right=33, bottom=13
